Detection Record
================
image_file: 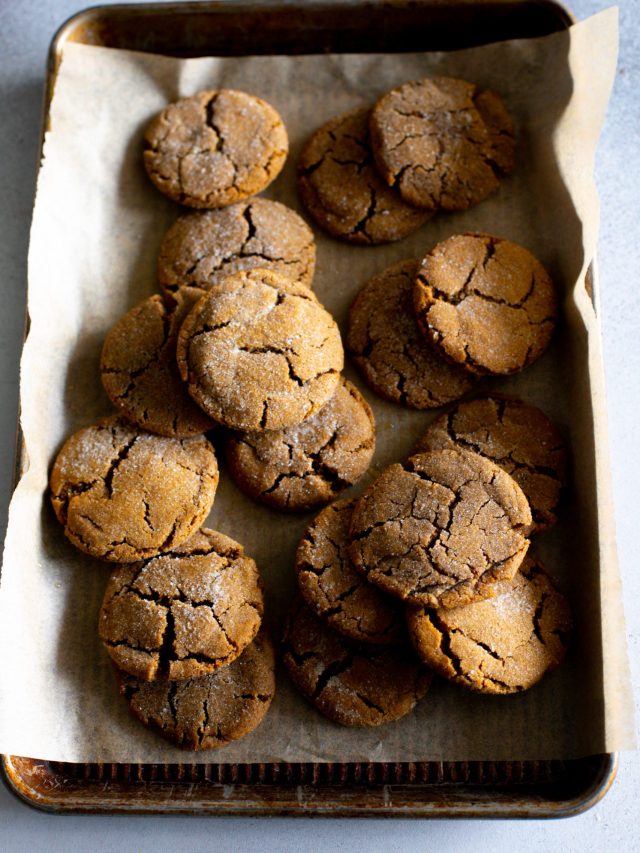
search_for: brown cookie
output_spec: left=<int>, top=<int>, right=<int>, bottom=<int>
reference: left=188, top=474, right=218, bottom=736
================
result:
left=99, top=528, right=264, bottom=681
left=297, top=107, right=431, bottom=244
left=117, top=630, right=275, bottom=749
left=225, top=378, right=375, bottom=512
left=50, top=415, right=219, bottom=562
left=158, top=199, right=316, bottom=307
left=282, top=600, right=431, bottom=726
left=349, top=448, right=532, bottom=608
left=413, top=233, right=557, bottom=375
left=414, top=396, right=566, bottom=532
left=407, top=554, right=571, bottom=694
left=369, top=77, right=515, bottom=210
left=176, top=268, right=343, bottom=431
left=295, top=499, right=405, bottom=645
left=143, top=89, right=288, bottom=208
left=347, top=259, right=474, bottom=408
left=100, top=295, right=215, bottom=438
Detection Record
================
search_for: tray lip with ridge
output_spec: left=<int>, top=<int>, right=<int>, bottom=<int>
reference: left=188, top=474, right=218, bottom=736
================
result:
left=1, top=0, right=616, bottom=817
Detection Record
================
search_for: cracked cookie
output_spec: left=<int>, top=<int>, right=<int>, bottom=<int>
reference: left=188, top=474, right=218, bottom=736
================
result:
left=297, top=107, right=431, bottom=244
left=50, top=415, right=219, bottom=562
left=282, top=600, right=431, bottom=726
left=295, top=499, right=405, bottom=645
left=349, top=447, right=532, bottom=608
left=347, top=259, right=474, bottom=408
left=407, top=554, right=571, bottom=693
left=117, top=629, right=275, bottom=749
left=369, top=76, right=515, bottom=210
left=99, top=527, right=264, bottom=681
left=176, top=268, right=343, bottom=431
left=225, top=377, right=375, bottom=512
left=413, top=396, right=566, bottom=532
left=158, top=199, right=316, bottom=307
left=144, top=89, right=288, bottom=208
left=413, top=233, right=557, bottom=375
left=100, top=294, right=215, bottom=437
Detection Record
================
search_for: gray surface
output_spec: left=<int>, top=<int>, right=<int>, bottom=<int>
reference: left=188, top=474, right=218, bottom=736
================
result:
left=0, top=0, right=638, bottom=849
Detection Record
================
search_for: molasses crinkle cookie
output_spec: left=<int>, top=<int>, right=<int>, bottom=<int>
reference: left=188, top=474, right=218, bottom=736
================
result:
left=225, top=377, right=375, bottom=512
left=407, top=555, right=572, bottom=693
left=99, top=528, right=264, bottom=681
left=50, top=415, right=219, bottom=562
left=176, top=268, right=343, bottom=431
left=369, top=76, right=515, bottom=211
left=349, top=448, right=532, bottom=608
left=118, top=630, right=276, bottom=749
left=413, top=233, right=557, bottom=375
left=144, top=89, right=288, bottom=208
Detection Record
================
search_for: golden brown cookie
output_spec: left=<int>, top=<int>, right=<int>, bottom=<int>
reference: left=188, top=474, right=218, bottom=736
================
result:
left=158, top=199, right=316, bottom=307
left=413, top=233, right=557, bottom=375
left=143, top=89, right=288, bottom=208
left=50, top=415, right=219, bottom=563
left=295, top=499, right=405, bottom=645
left=176, top=268, right=343, bottom=431
left=225, top=378, right=375, bottom=512
left=349, top=448, right=532, bottom=608
left=100, top=295, right=214, bottom=438
left=117, top=630, right=275, bottom=749
left=297, top=107, right=431, bottom=244
left=347, top=259, right=474, bottom=408
left=99, top=528, right=264, bottom=681
left=407, top=554, right=571, bottom=694
left=369, top=77, right=515, bottom=210
left=282, top=600, right=431, bottom=726
left=414, top=396, right=566, bottom=532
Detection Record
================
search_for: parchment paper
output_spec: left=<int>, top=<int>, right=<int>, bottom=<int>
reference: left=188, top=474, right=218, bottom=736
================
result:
left=0, top=8, right=634, bottom=764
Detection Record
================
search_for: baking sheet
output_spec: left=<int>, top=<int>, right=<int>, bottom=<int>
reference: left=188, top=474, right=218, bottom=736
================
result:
left=0, top=7, right=634, bottom=764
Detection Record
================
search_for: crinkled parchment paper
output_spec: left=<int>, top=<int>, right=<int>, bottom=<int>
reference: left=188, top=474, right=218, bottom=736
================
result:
left=0, top=7, right=634, bottom=763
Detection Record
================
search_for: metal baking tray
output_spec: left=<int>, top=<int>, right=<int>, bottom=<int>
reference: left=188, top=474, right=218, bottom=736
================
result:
left=2, top=0, right=617, bottom=817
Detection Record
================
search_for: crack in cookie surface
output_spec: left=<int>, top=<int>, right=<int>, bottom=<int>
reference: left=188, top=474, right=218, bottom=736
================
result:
left=407, top=554, right=571, bottom=693
left=176, top=268, right=343, bottom=431
left=298, top=108, right=430, bottom=244
left=99, top=527, right=264, bottom=680
left=349, top=448, right=532, bottom=607
left=50, top=415, right=219, bottom=562
left=347, top=259, right=474, bottom=409
left=225, top=378, right=375, bottom=512
left=413, top=234, right=557, bottom=375
left=143, top=89, right=288, bottom=208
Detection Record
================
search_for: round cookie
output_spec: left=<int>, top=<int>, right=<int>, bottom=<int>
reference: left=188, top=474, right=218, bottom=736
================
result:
left=413, top=396, right=566, bottom=532
left=225, top=378, right=375, bottom=512
left=282, top=600, right=431, bottom=727
left=176, top=268, right=343, bottom=431
left=295, top=499, right=405, bottom=645
left=117, top=630, right=275, bottom=749
left=347, top=259, right=474, bottom=408
left=100, top=294, right=215, bottom=437
left=407, top=554, right=571, bottom=694
left=50, top=415, right=219, bottom=563
left=158, top=199, right=316, bottom=306
left=413, top=233, right=557, bottom=375
left=369, top=77, right=515, bottom=211
left=297, top=107, right=431, bottom=244
left=349, top=448, right=532, bottom=608
left=143, top=89, right=288, bottom=208
left=99, top=528, right=264, bottom=681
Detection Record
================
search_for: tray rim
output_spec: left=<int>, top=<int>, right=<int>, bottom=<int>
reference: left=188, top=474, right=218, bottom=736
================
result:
left=1, top=0, right=617, bottom=818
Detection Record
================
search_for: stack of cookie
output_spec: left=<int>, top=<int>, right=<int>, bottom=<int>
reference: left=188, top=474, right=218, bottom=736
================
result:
left=298, top=76, right=515, bottom=244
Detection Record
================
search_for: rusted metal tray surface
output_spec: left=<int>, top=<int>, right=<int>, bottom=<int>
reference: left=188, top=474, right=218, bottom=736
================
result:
left=1, top=0, right=616, bottom=817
